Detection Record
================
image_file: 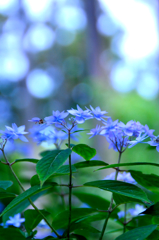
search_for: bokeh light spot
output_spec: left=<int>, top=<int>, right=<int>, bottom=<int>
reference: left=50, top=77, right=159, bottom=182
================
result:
left=26, top=69, right=55, bottom=98
left=24, top=24, right=55, bottom=52
left=22, top=0, right=54, bottom=22
left=55, top=6, right=87, bottom=31
left=110, top=62, right=136, bottom=92
left=136, top=74, right=159, bottom=100
left=0, top=50, right=29, bottom=81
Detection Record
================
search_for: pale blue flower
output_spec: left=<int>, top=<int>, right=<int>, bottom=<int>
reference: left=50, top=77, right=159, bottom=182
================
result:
left=6, top=213, right=25, bottom=227
left=117, top=211, right=126, bottom=219
left=0, top=123, right=28, bottom=142
left=104, top=171, right=136, bottom=184
left=67, top=105, right=92, bottom=124
left=128, top=204, right=146, bottom=216
left=87, top=125, right=102, bottom=138
left=128, top=133, right=148, bottom=148
left=147, top=135, right=159, bottom=152
left=44, top=110, right=68, bottom=125
left=100, top=118, right=118, bottom=135
left=88, top=106, right=108, bottom=121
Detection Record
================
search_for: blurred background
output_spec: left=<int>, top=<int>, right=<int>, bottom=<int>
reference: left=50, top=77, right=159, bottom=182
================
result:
left=0, top=0, right=159, bottom=239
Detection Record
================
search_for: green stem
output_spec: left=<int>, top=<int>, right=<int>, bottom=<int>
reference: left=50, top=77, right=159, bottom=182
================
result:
left=1, top=149, right=61, bottom=239
left=99, top=151, right=122, bottom=240
left=123, top=203, right=127, bottom=233
left=67, top=129, right=72, bottom=239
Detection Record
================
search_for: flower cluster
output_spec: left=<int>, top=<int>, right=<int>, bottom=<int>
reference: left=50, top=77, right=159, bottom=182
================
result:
left=0, top=105, right=158, bottom=152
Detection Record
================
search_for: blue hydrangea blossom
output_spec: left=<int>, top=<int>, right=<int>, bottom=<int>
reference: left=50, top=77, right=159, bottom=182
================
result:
left=0, top=124, right=28, bottom=143
left=68, top=105, right=92, bottom=124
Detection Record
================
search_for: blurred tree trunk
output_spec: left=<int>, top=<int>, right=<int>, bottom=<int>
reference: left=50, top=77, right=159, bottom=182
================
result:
left=84, top=0, right=102, bottom=78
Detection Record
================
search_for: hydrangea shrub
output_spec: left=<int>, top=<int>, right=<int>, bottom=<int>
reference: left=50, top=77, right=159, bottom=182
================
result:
left=0, top=105, right=159, bottom=240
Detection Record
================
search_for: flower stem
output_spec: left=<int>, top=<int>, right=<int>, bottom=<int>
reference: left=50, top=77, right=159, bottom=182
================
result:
left=123, top=203, right=127, bottom=233
left=67, top=129, right=72, bottom=239
left=99, top=151, right=122, bottom=240
left=1, top=148, right=61, bottom=239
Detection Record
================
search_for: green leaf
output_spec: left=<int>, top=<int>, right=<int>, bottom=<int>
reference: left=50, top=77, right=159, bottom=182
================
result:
left=36, top=149, right=72, bottom=186
left=73, top=192, right=111, bottom=210
left=3, top=191, right=48, bottom=223
left=24, top=209, right=50, bottom=233
left=0, top=181, right=13, bottom=190
left=113, top=193, right=144, bottom=205
left=0, top=192, right=16, bottom=199
left=40, top=150, right=51, bottom=157
left=115, top=224, right=157, bottom=240
left=31, top=165, right=77, bottom=187
left=65, top=143, right=76, bottom=148
left=30, top=175, right=40, bottom=187
left=84, top=180, right=150, bottom=202
left=130, top=170, right=159, bottom=189
left=72, top=144, right=96, bottom=160
left=146, top=230, right=159, bottom=240
left=0, top=183, right=57, bottom=217
left=80, top=212, right=114, bottom=224
left=52, top=208, right=98, bottom=229
left=74, top=160, right=108, bottom=169
left=142, top=202, right=159, bottom=216
left=55, top=164, right=77, bottom=175
left=70, top=222, right=100, bottom=233
left=96, top=162, right=159, bottom=171
left=0, top=228, right=26, bottom=240
left=14, top=158, right=39, bottom=164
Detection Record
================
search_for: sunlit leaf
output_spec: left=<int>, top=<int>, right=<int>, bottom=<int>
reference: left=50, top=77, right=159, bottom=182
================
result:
left=36, top=149, right=72, bottom=186
left=72, top=144, right=96, bottom=160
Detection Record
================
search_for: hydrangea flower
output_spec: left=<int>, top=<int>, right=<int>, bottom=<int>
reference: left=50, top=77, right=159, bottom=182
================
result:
left=105, top=171, right=136, bottom=184
left=147, top=135, right=159, bottom=152
left=44, top=110, right=68, bottom=125
left=117, top=211, right=126, bottom=219
left=29, top=124, right=48, bottom=144
left=128, top=204, right=146, bottom=216
left=100, top=118, right=118, bottom=135
left=117, top=204, right=146, bottom=220
left=87, top=125, right=103, bottom=138
left=128, top=132, right=148, bottom=148
left=0, top=123, right=28, bottom=142
left=88, top=106, right=108, bottom=121
left=67, top=105, right=92, bottom=124
left=118, top=121, right=138, bottom=137
left=0, top=213, right=25, bottom=228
